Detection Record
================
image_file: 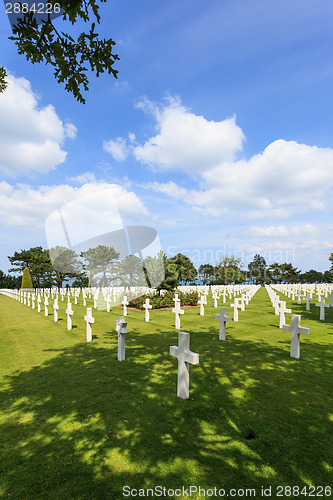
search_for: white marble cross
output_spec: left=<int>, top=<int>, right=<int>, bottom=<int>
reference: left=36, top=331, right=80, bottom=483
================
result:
left=44, top=296, right=49, bottom=317
left=278, top=301, right=292, bottom=328
left=122, top=295, right=129, bottom=316
left=53, top=298, right=59, bottom=322
left=212, top=291, right=218, bottom=308
left=297, top=290, right=302, bottom=305
left=170, top=331, right=199, bottom=399
left=173, top=292, right=179, bottom=305
left=32, top=295, right=35, bottom=309
left=198, top=295, right=205, bottom=316
left=305, top=294, right=313, bottom=311
left=274, top=299, right=281, bottom=315
left=283, top=314, right=310, bottom=358
left=116, top=315, right=127, bottom=361
left=106, top=295, right=111, bottom=312
left=66, top=302, right=73, bottom=330
left=316, top=297, right=330, bottom=320
left=230, top=298, right=241, bottom=321
left=27, top=293, right=30, bottom=307
left=215, top=307, right=232, bottom=340
left=172, top=300, right=184, bottom=329
left=84, top=307, right=95, bottom=342
left=143, top=298, right=152, bottom=322
left=37, top=294, right=41, bottom=312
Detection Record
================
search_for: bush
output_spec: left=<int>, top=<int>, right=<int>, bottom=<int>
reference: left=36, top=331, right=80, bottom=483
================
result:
left=21, top=267, right=33, bottom=289
left=128, top=290, right=199, bottom=309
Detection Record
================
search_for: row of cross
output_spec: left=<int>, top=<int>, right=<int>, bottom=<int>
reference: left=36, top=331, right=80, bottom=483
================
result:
left=1, top=283, right=328, bottom=399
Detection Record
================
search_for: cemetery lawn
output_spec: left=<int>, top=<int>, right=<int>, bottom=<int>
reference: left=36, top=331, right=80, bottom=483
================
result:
left=0, top=288, right=332, bottom=499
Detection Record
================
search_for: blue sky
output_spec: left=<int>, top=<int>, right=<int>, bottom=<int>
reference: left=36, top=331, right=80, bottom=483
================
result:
left=1, top=0, right=333, bottom=275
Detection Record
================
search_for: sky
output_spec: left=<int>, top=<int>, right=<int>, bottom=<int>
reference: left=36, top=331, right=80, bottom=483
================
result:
left=0, top=0, right=333, bottom=276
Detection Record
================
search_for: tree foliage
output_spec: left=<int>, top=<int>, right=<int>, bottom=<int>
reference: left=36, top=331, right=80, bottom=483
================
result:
left=157, top=253, right=180, bottom=292
left=49, top=245, right=83, bottom=287
left=329, top=253, right=333, bottom=270
left=0, top=67, right=8, bottom=93
left=116, top=255, right=147, bottom=287
left=143, top=251, right=165, bottom=289
left=168, top=253, right=197, bottom=285
left=1, top=0, right=119, bottom=103
left=323, top=270, right=333, bottom=283
left=213, top=256, right=245, bottom=285
left=8, top=246, right=53, bottom=287
left=197, top=264, right=215, bottom=285
left=21, top=267, right=33, bottom=289
left=81, top=244, right=119, bottom=286
left=248, top=254, right=267, bottom=284
left=0, top=269, right=21, bottom=289
left=300, top=269, right=324, bottom=284
left=268, top=262, right=300, bottom=283
left=8, top=245, right=83, bottom=288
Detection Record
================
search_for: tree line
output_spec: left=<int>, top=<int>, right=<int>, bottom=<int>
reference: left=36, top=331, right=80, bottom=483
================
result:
left=0, top=247, right=332, bottom=289
left=198, top=254, right=333, bottom=285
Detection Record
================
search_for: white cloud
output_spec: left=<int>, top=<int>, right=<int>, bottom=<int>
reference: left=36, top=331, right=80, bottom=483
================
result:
left=103, top=137, right=128, bottom=161
left=144, top=181, right=188, bottom=199
left=133, top=97, right=245, bottom=174
left=64, top=123, right=78, bottom=139
left=67, top=172, right=97, bottom=184
left=144, top=139, right=333, bottom=218
left=129, top=97, right=333, bottom=218
left=0, top=73, right=76, bottom=176
left=0, top=182, right=149, bottom=233
left=249, top=225, right=288, bottom=237
left=249, top=224, right=317, bottom=237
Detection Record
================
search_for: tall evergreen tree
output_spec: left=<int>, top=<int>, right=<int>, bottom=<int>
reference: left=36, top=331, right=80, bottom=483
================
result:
left=81, top=245, right=120, bottom=287
left=248, top=254, right=267, bottom=284
left=329, top=253, right=333, bottom=270
left=49, top=246, right=83, bottom=288
left=268, top=262, right=300, bottom=283
left=214, top=256, right=245, bottom=285
left=198, top=264, right=215, bottom=285
left=168, top=253, right=197, bottom=285
left=157, top=253, right=180, bottom=292
left=21, top=267, right=33, bottom=289
left=143, top=251, right=165, bottom=289
left=8, top=246, right=53, bottom=287
left=116, top=255, right=146, bottom=287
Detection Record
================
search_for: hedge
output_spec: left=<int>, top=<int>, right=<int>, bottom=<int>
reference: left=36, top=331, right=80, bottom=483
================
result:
left=127, top=290, right=199, bottom=310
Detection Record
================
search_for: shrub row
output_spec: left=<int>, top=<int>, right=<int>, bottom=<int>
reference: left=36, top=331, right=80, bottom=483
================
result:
left=128, top=290, right=199, bottom=310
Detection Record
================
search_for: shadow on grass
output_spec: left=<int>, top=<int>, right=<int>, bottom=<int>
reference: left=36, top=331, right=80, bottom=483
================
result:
left=0, top=323, right=332, bottom=499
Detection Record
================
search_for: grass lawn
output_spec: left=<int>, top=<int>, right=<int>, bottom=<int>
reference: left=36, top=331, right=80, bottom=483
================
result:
left=0, top=287, right=332, bottom=499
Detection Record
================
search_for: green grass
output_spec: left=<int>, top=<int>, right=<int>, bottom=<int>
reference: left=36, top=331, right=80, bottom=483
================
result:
left=0, top=288, right=332, bottom=499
